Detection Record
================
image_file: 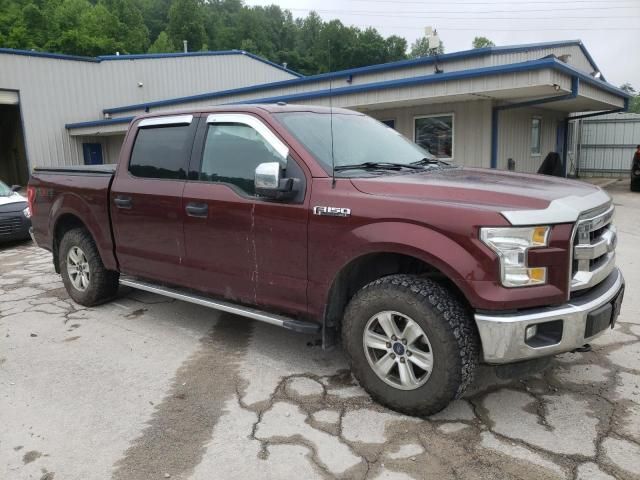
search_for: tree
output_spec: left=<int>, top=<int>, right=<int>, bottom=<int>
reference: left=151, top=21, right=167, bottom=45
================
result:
left=0, top=0, right=420, bottom=73
left=167, top=0, right=206, bottom=51
left=147, top=31, right=173, bottom=53
left=472, top=36, right=495, bottom=49
left=384, top=35, right=408, bottom=62
left=409, top=36, right=444, bottom=58
left=620, top=83, right=640, bottom=113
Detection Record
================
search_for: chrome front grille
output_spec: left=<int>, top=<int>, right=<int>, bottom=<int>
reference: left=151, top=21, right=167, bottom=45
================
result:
left=571, top=204, right=617, bottom=291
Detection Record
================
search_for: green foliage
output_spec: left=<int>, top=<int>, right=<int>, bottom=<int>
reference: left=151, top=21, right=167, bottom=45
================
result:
left=472, top=36, right=495, bottom=49
left=0, top=0, right=409, bottom=74
left=409, top=36, right=444, bottom=58
left=148, top=31, right=173, bottom=53
left=619, top=83, right=640, bottom=113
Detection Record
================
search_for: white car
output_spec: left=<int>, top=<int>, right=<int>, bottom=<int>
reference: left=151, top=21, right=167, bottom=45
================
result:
left=0, top=181, right=32, bottom=242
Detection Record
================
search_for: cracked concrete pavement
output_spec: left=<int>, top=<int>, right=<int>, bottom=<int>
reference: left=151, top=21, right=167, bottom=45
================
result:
left=1, top=182, right=639, bottom=480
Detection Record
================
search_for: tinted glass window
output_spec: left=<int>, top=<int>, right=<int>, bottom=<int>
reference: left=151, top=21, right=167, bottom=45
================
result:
left=414, top=115, right=453, bottom=159
left=129, top=125, right=194, bottom=179
left=275, top=112, right=435, bottom=174
left=200, top=123, right=286, bottom=195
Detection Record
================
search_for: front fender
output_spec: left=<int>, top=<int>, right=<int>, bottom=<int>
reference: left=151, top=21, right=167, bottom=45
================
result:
left=346, top=221, right=487, bottom=301
left=307, top=221, right=493, bottom=320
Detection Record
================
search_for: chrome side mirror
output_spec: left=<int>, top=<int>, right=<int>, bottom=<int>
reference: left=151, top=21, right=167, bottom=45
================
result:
left=255, top=162, right=296, bottom=200
left=255, top=162, right=281, bottom=190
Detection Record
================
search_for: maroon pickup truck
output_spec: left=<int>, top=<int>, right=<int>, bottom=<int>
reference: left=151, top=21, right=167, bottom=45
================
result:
left=29, top=105, right=624, bottom=415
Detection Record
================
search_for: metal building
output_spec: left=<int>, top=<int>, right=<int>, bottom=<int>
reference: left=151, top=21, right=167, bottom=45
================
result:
left=568, top=112, right=640, bottom=177
left=0, top=49, right=299, bottom=185
left=0, top=40, right=631, bottom=186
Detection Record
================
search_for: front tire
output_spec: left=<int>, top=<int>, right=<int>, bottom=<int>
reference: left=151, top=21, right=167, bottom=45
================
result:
left=59, top=228, right=119, bottom=306
left=342, top=274, right=478, bottom=416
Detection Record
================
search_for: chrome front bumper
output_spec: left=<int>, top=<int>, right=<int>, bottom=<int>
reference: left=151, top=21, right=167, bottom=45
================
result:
left=475, top=268, right=624, bottom=364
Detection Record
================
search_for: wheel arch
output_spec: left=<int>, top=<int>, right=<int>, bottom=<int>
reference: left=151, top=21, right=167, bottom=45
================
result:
left=322, top=249, right=472, bottom=344
left=49, top=191, right=117, bottom=272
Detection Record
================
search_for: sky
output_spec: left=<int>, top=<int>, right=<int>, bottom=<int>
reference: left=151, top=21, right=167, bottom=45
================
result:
left=245, top=0, right=640, bottom=89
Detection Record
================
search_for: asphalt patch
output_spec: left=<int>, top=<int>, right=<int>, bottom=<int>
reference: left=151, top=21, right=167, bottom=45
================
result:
left=111, top=314, right=253, bottom=480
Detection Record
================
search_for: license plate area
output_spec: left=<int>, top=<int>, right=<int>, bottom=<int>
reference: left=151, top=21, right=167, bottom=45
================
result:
left=585, top=286, right=624, bottom=338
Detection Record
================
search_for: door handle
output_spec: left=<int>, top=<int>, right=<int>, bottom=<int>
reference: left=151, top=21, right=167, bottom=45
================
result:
left=114, top=195, right=132, bottom=209
left=185, top=202, right=208, bottom=218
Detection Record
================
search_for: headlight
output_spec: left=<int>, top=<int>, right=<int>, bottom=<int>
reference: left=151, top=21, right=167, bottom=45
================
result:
left=23, top=206, right=31, bottom=218
left=480, top=226, right=550, bottom=287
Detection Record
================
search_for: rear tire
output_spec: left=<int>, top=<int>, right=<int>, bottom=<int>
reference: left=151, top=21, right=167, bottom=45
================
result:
left=59, top=228, right=119, bottom=306
left=342, top=274, right=478, bottom=416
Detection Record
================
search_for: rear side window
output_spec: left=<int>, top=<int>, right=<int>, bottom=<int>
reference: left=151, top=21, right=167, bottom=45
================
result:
left=129, top=124, right=195, bottom=179
left=200, top=123, right=286, bottom=195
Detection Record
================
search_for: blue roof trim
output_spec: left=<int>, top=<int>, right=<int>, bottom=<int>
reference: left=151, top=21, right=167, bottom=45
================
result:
left=69, top=57, right=630, bottom=131
left=0, top=47, right=302, bottom=77
left=102, top=40, right=607, bottom=115
left=0, top=47, right=100, bottom=63
left=65, top=116, right=134, bottom=130
left=230, top=57, right=629, bottom=105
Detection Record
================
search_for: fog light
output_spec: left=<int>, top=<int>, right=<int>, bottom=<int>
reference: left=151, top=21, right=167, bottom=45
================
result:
left=525, top=325, right=538, bottom=341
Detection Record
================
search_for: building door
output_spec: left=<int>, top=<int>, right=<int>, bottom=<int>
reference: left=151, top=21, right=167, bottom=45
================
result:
left=82, top=143, right=103, bottom=165
left=0, top=92, right=29, bottom=187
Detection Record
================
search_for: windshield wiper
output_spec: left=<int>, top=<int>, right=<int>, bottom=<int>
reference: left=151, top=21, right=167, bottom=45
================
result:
left=334, top=162, right=424, bottom=172
left=411, top=157, right=451, bottom=167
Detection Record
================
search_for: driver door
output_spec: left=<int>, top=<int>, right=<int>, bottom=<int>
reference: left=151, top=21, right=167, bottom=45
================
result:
left=181, top=113, right=309, bottom=315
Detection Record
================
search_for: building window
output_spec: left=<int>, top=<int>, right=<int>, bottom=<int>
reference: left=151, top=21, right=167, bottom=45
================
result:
left=414, top=114, right=454, bottom=159
left=381, top=119, right=395, bottom=129
left=531, top=117, right=542, bottom=156
left=82, top=143, right=103, bottom=165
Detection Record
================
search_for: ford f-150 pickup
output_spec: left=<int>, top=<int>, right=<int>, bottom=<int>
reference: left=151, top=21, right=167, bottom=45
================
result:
left=28, top=104, right=624, bottom=415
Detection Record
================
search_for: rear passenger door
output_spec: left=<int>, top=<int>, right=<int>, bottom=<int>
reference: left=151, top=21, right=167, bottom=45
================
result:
left=181, top=113, right=309, bottom=315
left=111, top=115, right=198, bottom=285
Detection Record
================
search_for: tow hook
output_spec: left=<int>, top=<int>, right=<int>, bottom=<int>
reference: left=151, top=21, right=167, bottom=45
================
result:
left=572, top=344, right=592, bottom=353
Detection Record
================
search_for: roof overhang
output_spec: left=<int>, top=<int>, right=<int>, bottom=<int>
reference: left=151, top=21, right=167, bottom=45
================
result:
left=67, top=57, right=630, bottom=136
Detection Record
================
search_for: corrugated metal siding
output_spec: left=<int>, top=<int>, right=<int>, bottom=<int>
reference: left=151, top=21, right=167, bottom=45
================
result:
left=113, top=69, right=555, bottom=117
left=365, top=100, right=492, bottom=168
left=497, top=107, right=566, bottom=173
left=492, top=45, right=593, bottom=75
left=0, top=53, right=295, bottom=169
left=578, top=82, right=626, bottom=109
left=575, top=113, right=640, bottom=177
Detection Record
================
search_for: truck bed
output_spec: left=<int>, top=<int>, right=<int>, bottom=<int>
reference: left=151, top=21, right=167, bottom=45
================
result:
left=29, top=164, right=118, bottom=271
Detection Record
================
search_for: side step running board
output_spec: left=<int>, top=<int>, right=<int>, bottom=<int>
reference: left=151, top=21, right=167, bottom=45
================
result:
left=119, top=277, right=321, bottom=335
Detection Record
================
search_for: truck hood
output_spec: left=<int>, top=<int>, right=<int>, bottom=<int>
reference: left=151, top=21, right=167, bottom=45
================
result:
left=350, top=167, right=609, bottom=225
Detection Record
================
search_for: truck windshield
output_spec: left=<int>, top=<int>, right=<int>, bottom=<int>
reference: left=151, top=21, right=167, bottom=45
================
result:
left=0, top=181, right=13, bottom=197
left=274, top=112, right=444, bottom=175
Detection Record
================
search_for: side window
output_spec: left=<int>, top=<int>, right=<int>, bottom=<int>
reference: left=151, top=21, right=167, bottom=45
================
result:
left=531, top=117, right=542, bottom=156
left=129, top=124, right=194, bottom=179
left=200, top=122, right=286, bottom=195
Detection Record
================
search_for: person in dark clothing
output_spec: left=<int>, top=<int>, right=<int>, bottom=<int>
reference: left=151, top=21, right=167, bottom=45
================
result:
left=537, top=152, right=564, bottom=177
left=631, top=145, right=640, bottom=192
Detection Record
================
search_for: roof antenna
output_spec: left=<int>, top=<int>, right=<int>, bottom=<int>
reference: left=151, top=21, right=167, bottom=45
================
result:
left=328, top=39, right=336, bottom=188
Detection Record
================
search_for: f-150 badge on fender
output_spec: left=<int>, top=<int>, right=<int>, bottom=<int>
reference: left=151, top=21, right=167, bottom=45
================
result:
left=313, top=206, right=351, bottom=217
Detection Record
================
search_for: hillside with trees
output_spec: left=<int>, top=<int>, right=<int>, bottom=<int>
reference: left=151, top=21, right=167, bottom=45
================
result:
left=0, top=0, right=417, bottom=75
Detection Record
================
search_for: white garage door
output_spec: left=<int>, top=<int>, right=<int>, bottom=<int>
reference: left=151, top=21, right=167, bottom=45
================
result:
left=0, top=90, right=19, bottom=105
